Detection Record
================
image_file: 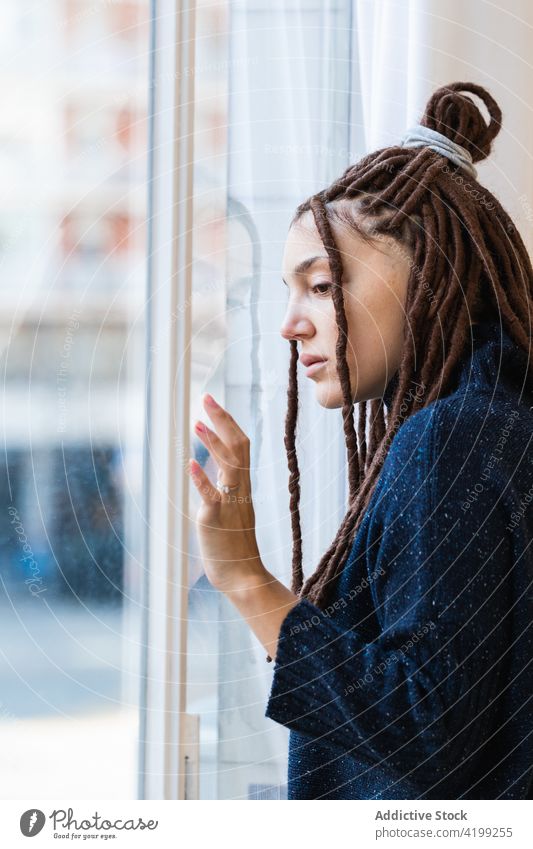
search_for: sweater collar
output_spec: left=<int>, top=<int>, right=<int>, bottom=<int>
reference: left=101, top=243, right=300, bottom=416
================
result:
left=381, top=319, right=528, bottom=411
left=452, top=318, right=528, bottom=400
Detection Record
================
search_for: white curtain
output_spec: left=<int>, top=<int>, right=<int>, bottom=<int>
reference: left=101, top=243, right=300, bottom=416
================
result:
left=220, top=0, right=354, bottom=799
left=354, top=0, right=533, bottom=253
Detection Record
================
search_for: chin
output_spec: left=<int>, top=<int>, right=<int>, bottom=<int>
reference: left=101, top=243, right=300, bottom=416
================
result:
left=314, top=379, right=378, bottom=409
left=314, top=384, right=345, bottom=409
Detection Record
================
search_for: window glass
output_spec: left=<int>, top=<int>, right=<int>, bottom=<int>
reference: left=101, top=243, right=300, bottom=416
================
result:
left=0, top=0, right=149, bottom=798
left=186, top=0, right=352, bottom=799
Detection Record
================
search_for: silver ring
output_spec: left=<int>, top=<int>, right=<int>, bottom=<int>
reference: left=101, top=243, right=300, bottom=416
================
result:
left=216, top=479, right=240, bottom=494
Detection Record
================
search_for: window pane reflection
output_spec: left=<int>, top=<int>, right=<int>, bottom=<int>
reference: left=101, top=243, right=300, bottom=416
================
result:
left=0, top=0, right=149, bottom=798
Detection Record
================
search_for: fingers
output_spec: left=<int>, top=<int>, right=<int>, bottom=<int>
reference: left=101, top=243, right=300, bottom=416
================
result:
left=188, top=459, right=220, bottom=504
left=193, top=420, right=239, bottom=473
left=202, top=394, right=250, bottom=456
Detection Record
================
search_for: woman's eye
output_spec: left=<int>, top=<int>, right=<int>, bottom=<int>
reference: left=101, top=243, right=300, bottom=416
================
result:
left=311, top=281, right=332, bottom=296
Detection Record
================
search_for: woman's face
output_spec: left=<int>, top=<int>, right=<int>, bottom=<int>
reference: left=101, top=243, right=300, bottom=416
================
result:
left=280, top=207, right=412, bottom=409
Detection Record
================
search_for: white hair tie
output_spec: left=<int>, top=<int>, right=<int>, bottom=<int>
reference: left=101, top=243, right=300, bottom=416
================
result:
left=400, top=124, right=478, bottom=180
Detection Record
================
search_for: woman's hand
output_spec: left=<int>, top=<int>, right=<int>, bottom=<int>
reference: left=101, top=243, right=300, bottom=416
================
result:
left=187, top=393, right=266, bottom=595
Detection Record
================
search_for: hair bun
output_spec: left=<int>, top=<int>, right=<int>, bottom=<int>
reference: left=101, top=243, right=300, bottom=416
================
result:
left=420, top=81, right=502, bottom=163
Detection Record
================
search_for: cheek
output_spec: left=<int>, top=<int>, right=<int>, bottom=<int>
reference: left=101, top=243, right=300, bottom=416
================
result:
left=314, top=301, right=339, bottom=340
left=354, top=266, right=407, bottom=331
left=343, top=270, right=407, bottom=366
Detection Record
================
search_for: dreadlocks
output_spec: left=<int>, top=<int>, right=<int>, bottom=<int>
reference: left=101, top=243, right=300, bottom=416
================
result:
left=285, top=81, right=533, bottom=608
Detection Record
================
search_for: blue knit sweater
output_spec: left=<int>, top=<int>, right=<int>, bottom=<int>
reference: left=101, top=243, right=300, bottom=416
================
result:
left=265, top=320, right=533, bottom=799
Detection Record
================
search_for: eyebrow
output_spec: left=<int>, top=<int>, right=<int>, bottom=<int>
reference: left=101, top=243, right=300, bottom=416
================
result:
left=282, top=254, right=330, bottom=286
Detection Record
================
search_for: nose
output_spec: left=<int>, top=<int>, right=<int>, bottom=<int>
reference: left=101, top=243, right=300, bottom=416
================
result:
left=279, top=302, right=315, bottom=342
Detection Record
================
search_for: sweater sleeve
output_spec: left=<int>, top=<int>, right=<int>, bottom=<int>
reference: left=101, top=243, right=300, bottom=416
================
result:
left=264, top=404, right=515, bottom=787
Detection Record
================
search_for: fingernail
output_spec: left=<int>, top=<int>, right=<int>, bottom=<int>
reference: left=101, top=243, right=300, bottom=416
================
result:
left=189, top=459, right=200, bottom=475
left=195, top=420, right=207, bottom=432
left=204, top=393, right=218, bottom=407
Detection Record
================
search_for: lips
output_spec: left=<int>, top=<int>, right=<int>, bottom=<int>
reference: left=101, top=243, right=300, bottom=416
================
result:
left=300, top=354, right=327, bottom=367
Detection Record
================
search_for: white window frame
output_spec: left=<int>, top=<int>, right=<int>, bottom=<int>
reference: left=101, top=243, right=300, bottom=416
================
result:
left=140, top=0, right=356, bottom=801
left=139, top=0, right=199, bottom=801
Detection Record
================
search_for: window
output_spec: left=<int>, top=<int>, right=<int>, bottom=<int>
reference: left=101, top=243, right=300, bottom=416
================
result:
left=0, top=0, right=359, bottom=801
left=0, top=0, right=149, bottom=798
left=143, top=0, right=353, bottom=799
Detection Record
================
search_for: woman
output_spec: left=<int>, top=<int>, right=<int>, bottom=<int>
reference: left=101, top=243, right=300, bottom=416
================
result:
left=187, top=82, right=533, bottom=800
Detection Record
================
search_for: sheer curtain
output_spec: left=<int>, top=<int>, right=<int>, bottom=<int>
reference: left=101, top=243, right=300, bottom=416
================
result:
left=354, top=0, right=533, bottom=253
left=353, top=0, right=426, bottom=150
left=216, top=0, right=353, bottom=799
left=191, top=0, right=533, bottom=799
